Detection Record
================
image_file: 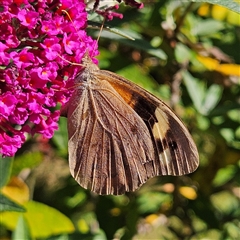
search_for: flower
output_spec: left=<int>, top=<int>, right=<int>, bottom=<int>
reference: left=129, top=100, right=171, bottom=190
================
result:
left=0, top=0, right=143, bottom=157
left=0, top=0, right=97, bottom=157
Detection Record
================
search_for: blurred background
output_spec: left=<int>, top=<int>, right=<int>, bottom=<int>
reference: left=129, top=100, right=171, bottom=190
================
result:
left=1, top=0, right=239, bottom=239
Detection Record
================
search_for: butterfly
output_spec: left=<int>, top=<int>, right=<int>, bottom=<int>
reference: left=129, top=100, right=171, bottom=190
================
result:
left=60, top=53, right=199, bottom=195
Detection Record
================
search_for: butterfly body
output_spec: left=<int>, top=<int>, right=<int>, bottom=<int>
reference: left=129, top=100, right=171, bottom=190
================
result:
left=61, top=54, right=199, bottom=195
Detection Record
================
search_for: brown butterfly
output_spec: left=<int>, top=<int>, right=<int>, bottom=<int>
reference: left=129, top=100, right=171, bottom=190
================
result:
left=60, top=53, right=199, bottom=195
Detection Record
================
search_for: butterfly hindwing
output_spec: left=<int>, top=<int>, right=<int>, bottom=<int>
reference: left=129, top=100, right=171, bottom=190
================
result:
left=97, top=69, right=199, bottom=176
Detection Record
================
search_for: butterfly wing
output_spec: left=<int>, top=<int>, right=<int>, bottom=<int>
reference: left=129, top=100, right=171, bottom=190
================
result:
left=62, top=62, right=199, bottom=195
left=97, top=69, right=199, bottom=176
left=64, top=74, right=157, bottom=195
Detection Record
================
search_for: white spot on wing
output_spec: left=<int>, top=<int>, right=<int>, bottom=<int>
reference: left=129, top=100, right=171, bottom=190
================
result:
left=152, top=109, right=169, bottom=139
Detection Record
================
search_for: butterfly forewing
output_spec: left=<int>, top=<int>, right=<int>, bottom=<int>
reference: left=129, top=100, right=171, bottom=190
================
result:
left=62, top=54, right=199, bottom=195
left=65, top=66, right=158, bottom=195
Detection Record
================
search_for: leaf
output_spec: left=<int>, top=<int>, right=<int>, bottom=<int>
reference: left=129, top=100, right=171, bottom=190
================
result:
left=182, top=71, right=223, bottom=115
left=192, top=19, right=225, bottom=36
left=52, top=117, right=68, bottom=156
left=1, top=176, right=29, bottom=205
left=179, top=186, right=198, bottom=200
left=11, top=151, right=43, bottom=177
left=220, top=128, right=235, bottom=143
left=216, top=64, right=240, bottom=76
left=99, top=30, right=167, bottom=60
left=91, top=229, right=108, bottom=240
left=197, top=55, right=219, bottom=70
left=175, top=43, right=193, bottom=63
left=212, top=165, right=237, bottom=187
left=137, top=192, right=172, bottom=214
left=210, top=191, right=239, bottom=215
left=0, top=201, right=75, bottom=238
left=182, top=70, right=205, bottom=112
left=207, top=4, right=228, bottom=20
left=226, top=9, right=240, bottom=26
left=192, top=229, right=222, bottom=239
left=0, top=156, right=13, bottom=188
left=12, top=215, right=32, bottom=240
left=192, top=0, right=240, bottom=14
left=88, top=20, right=135, bottom=40
left=213, top=5, right=240, bottom=25
left=197, top=55, right=240, bottom=76
left=0, top=193, right=25, bottom=212
left=223, top=222, right=240, bottom=239
left=45, top=234, right=69, bottom=240
left=201, top=84, right=223, bottom=114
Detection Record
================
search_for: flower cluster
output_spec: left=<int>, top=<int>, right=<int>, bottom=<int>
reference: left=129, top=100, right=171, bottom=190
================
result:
left=0, top=0, right=143, bottom=157
left=93, top=0, right=143, bottom=20
left=0, top=0, right=98, bottom=157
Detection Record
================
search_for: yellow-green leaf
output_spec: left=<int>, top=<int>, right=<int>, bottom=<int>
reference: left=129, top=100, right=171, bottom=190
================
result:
left=0, top=201, right=75, bottom=238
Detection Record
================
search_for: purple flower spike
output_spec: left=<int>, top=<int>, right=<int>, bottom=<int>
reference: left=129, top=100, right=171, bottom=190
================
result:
left=0, top=0, right=98, bottom=157
left=0, top=0, right=143, bottom=157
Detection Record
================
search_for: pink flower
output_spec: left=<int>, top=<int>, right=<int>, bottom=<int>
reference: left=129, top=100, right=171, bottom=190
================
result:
left=40, top=37, right=61, bottom=60
left=5, top=34, right=20, bottom=48
left=31, top=111, right=60, bottom=138
left=0, top=0, right=142, bottom=157
left=0, top=92, right=17, bottom=118
left=0, top=0, right=96, bottom=157
left=17, top=9, right=39, bottom=28
left=0, top=132, right=25, bottom=157
left=41, top=20, right=59, bottom=36
left=0, top=42, right=10, bottom=65
left=63, top=33, right=80, bottom=54
left=96, top=5, right=123, bottom=21
left=10, top=49, right=35, bottom=68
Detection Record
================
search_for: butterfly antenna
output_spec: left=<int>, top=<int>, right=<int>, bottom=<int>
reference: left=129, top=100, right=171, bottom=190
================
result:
left=58, top=54, right=82, bottom=66
left=58, top=9, right=84, bottom=67
left=94, top=18, right=105, bottom=51
left=62, top=9, right=83, bottom=42
left=84, top=17, right=104, bottom=60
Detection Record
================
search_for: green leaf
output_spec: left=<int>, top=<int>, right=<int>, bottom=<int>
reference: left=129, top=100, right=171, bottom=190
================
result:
left=137, top=192, right=172, bottom=214
left=182, top=70, right=205, bottom=112
left=12, top=215, right=31, bottom=240
left=192, top=19, right=225, bottom=36
left=192, top=0, right=240, bottom=13
left=223, top=222, right=240, bottom=239
left=88, top=21, right=135, bottom=40
left=100, top=30, right=167, bottom=60
left=11, top=151, right=43, bottom=177
left=52, top=117, right=68, bottom=156
left=212, top=165, right=237, bottom=187
left=0, top=193, right=26, bottom=212
left=210, top=191, right=239, bottom=215
left=92, top=229, right=108, bottom=240
left=175, top=43, right=193, bottom=63
left=183, top=71, right=222, bottom=115
left=191, top=229, right=222, bottom=240
left=0, top=156, right=13, bottom=188
left=201, top=84, right=223, bottom=114
left=220, top=128, right=235, bottom=143
left=0, top=200, right=75, bottom=238
left=45, top=234, right=69, bottom=240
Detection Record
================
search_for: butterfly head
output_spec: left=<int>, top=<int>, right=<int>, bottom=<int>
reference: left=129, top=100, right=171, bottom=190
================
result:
left=79, top=51, right=99, bottom=72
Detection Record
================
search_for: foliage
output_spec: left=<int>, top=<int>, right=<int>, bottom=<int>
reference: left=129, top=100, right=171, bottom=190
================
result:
left=1, top=0, right=240, bottom=239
